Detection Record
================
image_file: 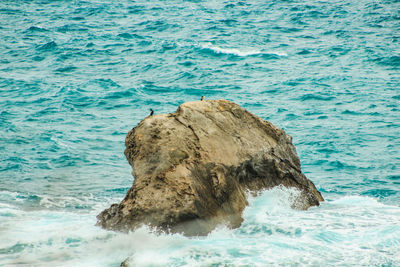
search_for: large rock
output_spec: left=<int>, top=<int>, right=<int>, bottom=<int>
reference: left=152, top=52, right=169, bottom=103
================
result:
left=97, top=99, right=323, bottom=235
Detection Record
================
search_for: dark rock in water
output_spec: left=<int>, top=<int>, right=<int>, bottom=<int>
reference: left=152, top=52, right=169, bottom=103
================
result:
left=97, top=99, right=323, bottom=235
left=120, top=258, right=129, bottom=267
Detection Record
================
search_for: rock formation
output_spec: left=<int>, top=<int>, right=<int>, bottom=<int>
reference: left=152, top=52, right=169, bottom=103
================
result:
left=97, top=99, right=323, bottom=235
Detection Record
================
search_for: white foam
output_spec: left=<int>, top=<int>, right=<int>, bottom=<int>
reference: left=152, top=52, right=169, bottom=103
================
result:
left=39, top=194, right=95, bottom=209
left=1, top=188, right=400, bottom=266
left=201, top=43, right=287, bottom=57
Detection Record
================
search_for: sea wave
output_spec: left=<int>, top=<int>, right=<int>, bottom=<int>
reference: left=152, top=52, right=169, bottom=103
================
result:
left=122, top=188, right=400, bottom=266
left=1, top=187, right=400, bottom=266
left=200, top=43, right=287, bottom=57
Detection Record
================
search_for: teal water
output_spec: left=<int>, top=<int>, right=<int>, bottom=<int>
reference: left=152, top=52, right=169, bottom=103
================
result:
left=1, top=0, right=399, bottom=266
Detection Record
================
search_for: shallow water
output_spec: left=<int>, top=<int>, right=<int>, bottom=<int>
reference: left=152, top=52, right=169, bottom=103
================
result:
left=1, top=0, right=399, bottom=266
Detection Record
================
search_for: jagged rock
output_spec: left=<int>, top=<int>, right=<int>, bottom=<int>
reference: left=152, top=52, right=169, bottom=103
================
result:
left=97, top=99, right=323, bottom=235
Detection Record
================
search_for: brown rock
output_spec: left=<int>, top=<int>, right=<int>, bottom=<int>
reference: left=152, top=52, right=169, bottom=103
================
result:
left=96, top=99, right=323, bottom=235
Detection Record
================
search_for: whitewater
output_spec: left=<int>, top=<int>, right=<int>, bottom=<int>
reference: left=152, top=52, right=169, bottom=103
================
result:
left=1, top=0, right=399, bottom=266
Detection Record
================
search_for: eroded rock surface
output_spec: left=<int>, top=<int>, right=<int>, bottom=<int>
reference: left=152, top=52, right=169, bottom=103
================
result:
left=97, top=99, right=323, bottom=235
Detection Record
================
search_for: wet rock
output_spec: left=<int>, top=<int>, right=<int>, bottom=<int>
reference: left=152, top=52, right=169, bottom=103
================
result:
left=97, top=99, right=323, bottom=235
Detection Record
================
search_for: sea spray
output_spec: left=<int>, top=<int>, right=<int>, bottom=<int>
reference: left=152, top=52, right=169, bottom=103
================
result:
left=124, top=188, right=400, bottom=266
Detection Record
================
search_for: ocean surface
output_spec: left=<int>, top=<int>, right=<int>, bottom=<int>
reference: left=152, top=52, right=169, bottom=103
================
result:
left=1, top=0, right=399, bottom=266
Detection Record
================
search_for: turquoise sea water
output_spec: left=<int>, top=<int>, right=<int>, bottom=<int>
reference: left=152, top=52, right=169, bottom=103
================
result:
left=1, top=0, right=399, bottom=266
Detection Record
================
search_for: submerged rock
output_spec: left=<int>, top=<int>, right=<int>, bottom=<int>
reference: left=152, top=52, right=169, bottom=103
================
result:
left=97, top=99, right=323, bottom=235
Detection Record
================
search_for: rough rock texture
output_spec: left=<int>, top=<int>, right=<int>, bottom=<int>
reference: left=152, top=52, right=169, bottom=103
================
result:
left=97, top=99, right=323, bottom=235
